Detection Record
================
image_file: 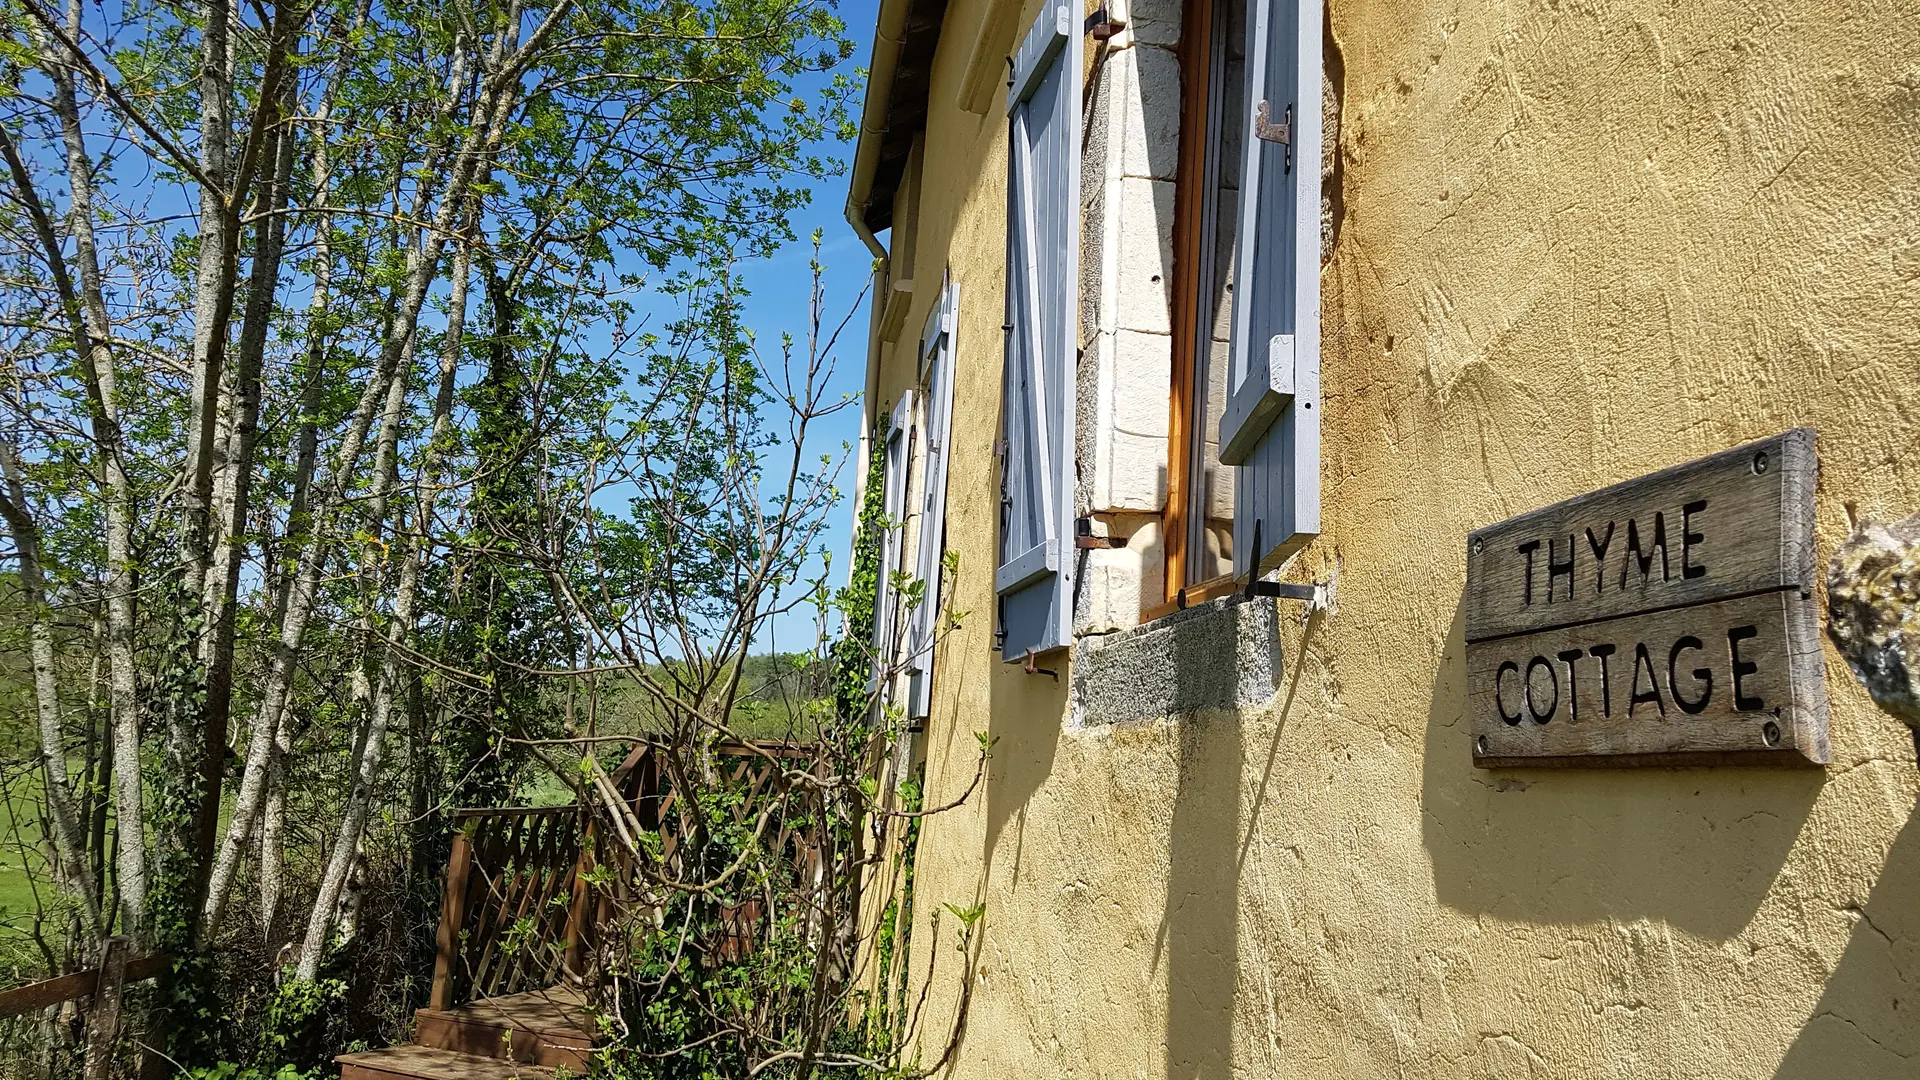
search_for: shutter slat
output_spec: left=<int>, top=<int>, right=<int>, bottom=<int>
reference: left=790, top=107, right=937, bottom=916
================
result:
left=1012, top=113, right=1056, bottom=539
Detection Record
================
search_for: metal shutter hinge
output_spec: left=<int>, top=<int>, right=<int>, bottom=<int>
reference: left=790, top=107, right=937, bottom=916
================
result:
left=1253, top=100, right=1294, bottom=173
left=1084, top=6, right=1125, bottom=40
left=1073, top=516, right=1125, bottom=549
left=1022, top=649, right=1059, bottom=681
left=1243, top=519, right=1321, bottom=602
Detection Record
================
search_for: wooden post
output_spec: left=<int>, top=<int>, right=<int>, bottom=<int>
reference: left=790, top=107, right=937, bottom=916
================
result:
left=563, top=814, right=594, bottom=983
left=82, top=937, right=128, bottom=1080
left=429, top=828, right=474, bottom=1012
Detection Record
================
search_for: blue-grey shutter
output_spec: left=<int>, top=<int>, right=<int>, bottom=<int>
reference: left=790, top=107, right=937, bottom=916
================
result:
left=873, top=391, right=916, bottom=696
left=1218, top=0, right=1321, bottom=575
left=997, top=0, right=1078, bottom=661
left=908, top=280, right=958, bottom=719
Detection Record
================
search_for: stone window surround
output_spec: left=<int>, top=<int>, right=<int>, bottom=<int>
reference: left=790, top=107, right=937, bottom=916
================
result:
left=1074, top=0, right=1338, bottom=644
left=1076, top=0, right=1186, bottom=638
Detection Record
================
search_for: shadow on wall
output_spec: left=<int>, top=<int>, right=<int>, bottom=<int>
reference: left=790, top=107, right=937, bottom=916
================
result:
left=1773, top=809, right=1920, bottom=1075
left=1420, top=594, right=1824, bottom=940
left=1160, top=708, right=1244, bottom=1080
left=982, top=657, right=1065, bottom=895
left=1158, top=603, right=1256, bottom=1080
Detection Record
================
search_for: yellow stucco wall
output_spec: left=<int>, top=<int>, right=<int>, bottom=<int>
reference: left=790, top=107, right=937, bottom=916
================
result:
left=871, top=0, right=1920, bottom=1075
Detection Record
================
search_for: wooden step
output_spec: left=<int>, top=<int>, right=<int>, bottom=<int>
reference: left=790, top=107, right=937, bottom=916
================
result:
left=336, top=1045, right=558, bottom=1080
left=413, top=986, right=597, bottom=1071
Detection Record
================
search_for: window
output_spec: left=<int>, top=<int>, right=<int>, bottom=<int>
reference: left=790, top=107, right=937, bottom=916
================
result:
left=1165, top=0, right=1321, bottom=605
left=996, top=0, right=1079, bottom=661
left=872, top=390, right=916, bottom=700
left=1169, top=0, right=1248, bottom=590
left=907, top=280, right=958, bottom=718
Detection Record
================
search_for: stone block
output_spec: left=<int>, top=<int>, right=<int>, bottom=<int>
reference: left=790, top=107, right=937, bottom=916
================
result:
left=1125, top=0, right=1179, bottom=47
left=1118, top=45, right=1181, bottom=182
left=1075, top=545, right=1144, bottom=636
left=1125, top=516, right=1166, bottom=617
left=1082, top=329, right=1113, bottom=512
left=1115, top=177, right=1175, bottom=335
left=1217, top=59, right=1245, bottom=181
left=1106, top=428, right=1168, bottom=512
left=1204, top=461, right=1235, bottom=519
left=1082, top=87, right=1113, bottom=340
left=1112, top=330, right=1172, bottom=437
left=1072, top=593, right=1282, bottom=726
left=1075, top=327, right=1103, bottom=517
left=1204, top=186, right=1238, bottom=334
left=1192, top=520, right=1234, bottom=582
left=1204, top=337, right=1231, bottom=426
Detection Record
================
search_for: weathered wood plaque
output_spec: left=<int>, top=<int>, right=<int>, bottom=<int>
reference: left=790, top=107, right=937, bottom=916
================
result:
left=1465, top=429, right=1828, bottom=768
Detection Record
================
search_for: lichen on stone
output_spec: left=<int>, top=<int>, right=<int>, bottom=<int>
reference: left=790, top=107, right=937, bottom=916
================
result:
left=1826, top=510, right=1920, bottom=729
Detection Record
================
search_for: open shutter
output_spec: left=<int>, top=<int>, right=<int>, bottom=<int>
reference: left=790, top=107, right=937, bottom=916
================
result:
left=908, top=281, right=959, bottom=719
left=997, top=0, right=1078, bottom=661
left=1218, top=0, right=1321, bottom=575
left=872, top=391, right=916, bottom=697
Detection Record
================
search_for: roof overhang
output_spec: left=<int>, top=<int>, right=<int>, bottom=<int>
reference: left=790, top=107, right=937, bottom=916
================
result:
left=845, top=0, right=952, bottom=244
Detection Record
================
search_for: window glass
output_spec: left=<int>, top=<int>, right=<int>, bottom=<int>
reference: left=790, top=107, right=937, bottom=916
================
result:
left=1186, top=0, right=1247, bottom=584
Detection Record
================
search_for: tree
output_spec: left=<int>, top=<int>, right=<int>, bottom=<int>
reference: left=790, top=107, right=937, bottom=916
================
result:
left=0, top=0, right=854, bottom=1064
left=488, top=244, right=989, bottom=1079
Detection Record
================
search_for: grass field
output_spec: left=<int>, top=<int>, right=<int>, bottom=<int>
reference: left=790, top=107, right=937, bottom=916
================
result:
left=0, top=765, right=59, bottom=979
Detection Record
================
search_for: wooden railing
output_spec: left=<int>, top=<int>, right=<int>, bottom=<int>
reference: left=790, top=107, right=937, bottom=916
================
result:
left=620, top=740, right=822, bottom=965
left=0, top=943, right=166, bottom=1020
left=429, top=804, right=590, bottom=1011
left=427, top=740, right=824, bottom=1013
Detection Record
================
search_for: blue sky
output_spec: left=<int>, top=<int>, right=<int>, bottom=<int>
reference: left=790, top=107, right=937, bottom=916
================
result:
left=735, top=0, right=884, bottom=654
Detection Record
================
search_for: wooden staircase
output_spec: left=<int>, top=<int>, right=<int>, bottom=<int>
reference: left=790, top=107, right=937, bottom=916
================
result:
left=336, top=985, right=598, bottom=1079
left=333, top=741, right=817, bottom=1080
left=336, top=800, right=604, bottom=1080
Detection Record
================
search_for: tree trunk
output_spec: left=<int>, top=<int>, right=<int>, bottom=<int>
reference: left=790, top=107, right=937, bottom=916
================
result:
left=201, top=69, right=523, bottom=939
left=294, top=225, right=477, bottom=979
left=0, top=442, right=101, bottom=934
left=15, top=21, right=149, bottom=932
left=86, top=617, right=109, bottom=921
left=179, top=0, right=235, bottom=639
left=258, top=708, right=290, bottom=941
left=194, top=87, right=299, bottom=905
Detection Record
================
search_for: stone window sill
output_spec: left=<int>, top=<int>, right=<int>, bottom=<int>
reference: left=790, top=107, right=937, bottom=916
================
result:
left=1071, top=591, right=1284, bottom=727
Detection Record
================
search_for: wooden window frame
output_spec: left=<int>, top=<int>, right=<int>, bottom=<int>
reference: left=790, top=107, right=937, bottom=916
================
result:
left=906, top=279, right=958, bottom=719
left=1157, top=0, right=1239, bottom=619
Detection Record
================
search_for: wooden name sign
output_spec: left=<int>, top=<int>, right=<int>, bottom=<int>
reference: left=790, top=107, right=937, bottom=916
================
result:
left=1465, top=429, right=1829, bottom=768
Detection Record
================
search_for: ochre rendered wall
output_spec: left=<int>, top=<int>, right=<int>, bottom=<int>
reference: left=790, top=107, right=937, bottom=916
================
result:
left=873, top=0, right=1920, bottom=1076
